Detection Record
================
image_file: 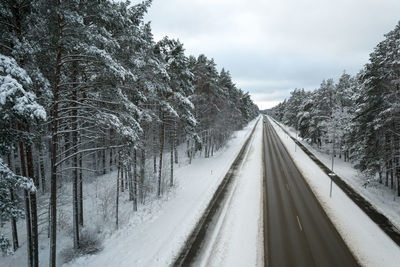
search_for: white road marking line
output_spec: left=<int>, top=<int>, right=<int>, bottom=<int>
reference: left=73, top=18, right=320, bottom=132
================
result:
left=286, top=183, right=290, bottom=191
left=296, top=215, right=303, bottom=231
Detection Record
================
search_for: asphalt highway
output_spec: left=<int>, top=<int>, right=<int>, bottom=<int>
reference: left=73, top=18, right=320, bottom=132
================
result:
left=263, top=117, right=359, bottom=267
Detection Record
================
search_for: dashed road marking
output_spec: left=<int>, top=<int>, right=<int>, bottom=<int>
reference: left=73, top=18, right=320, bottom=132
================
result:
left=296, top=215, right=303, bottom=231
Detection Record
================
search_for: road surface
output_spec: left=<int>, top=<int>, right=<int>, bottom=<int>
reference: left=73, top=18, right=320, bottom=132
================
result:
left=263, top=117, right=359, bottom=267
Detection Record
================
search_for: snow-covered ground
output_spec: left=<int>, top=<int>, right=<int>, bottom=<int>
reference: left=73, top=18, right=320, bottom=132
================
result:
left=195, top=117, right=264, bottom=267
left=269, top=117, right=400, bottom=267
left=274, top=120, right=400, bottom=230
left=63, top=117, right=259, bottom=267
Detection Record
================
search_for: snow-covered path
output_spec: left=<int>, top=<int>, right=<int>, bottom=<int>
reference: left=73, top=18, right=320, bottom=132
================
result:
left=193, top=117, right=264, bottom=267
left=66, top=117, right=259, bottom=267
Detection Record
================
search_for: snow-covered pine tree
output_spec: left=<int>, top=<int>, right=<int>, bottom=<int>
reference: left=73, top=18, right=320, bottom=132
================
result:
left=190, top=55, right=222, bottom=158
left=1, top=2, right=49, bottom=265
left=155, top=37, right=196, bottom=187
left=1, top=1, right=260, bottom=265
left=0, top=54, right=45, bottom=263
left=354, top=22, right=400, bottom=195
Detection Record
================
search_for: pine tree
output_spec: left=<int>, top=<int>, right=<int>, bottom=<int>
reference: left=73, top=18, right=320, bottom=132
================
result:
left=0, top=54, right=45, bottom=261
left=0, top=2, right=260, bottom=265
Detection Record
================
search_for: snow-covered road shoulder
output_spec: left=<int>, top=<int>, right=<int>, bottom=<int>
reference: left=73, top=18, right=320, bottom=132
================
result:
left=65, top=117, right=260, bottom=267
left=196, top=116, right=264, bottom=267
left=269, top=117, right=400, bottom=267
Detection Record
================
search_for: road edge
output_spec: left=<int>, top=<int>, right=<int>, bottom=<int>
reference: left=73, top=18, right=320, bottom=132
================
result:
left=269, top=116, right=400, bottom=248
left=172, top=118, right=260, bottom=267
left=265, top=116, right=361, bottom=266
left=261, top=118, right=268, bottom=267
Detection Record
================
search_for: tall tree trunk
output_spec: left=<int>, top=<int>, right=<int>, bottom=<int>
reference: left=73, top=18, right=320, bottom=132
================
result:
left=395, top=133, right=400, bottom=197
left=170, top=127, right=174, bottom=187
left=174, top=121, right=178, bottom=164
left=38, top=138, right=46, bottom=192
left=47, top=203, right=50, bottom=239
left=153, top=125, right=157, bottom=174
left=10, top=188, right=19, bottom=251
left=15, top=146, right=22, bottom=175
left=109, top=129, right=114, bottom=172
left=94, top=148, right=99, bottom=175
left=397, top=164, right=400, bottom=197
left=125, top=166, right=128, bottom=190
left=205, top=131, right=208, bottom=158
left=190, top=140, right=193, bottom=164
left=120, top=167, right=124, bottom=193
left=116, top=160, right=120, bottom=229
left=186, top=139, right=190, bottom=164
left=208, top=129, right=212, bottom=157
left=64, top=132, right=71, bottom=181
left=18, top=128, right=32, bottom=267
left=7, top=155, right=19, bottom=251
left=49, top=108, right=58, bottom=267
left=391, top=161, right=394, bottom=189
left=211, top=134, right=214, bottom=157
left=128, top=159, right=133, bottom=201
left=133, top=148, right=137, bottom=211
left=34, top=157, right=40, bottom=189
left=14, top=11, right=35, bottom=262
left=71, top=76, right=80, bottom=249
left=391, top=134, right=394, bottom=189
left=385, top=161, right=390, bottom=186
left=24, top=189, right=32, bottom=267
left=102, top=147, right=106, bottom=175
left=13, top=24, right=31, bottom=266
left=158, top=113, right=165, bottom=197
left=72, top=164, right=79, bottom=249
left=386, top=161, right=389, bottom=187
left=140, top=148, right=145, bottom=204
left=26, top=140, right=39, bottom=267
left=49, top=8, right=63, bottom=264
left=109, top=148, right=113, bottom=172
left=79, top=154, right=83, bottom=226
left=397, top=121, right=400, bottom=197
left=29, top=192, right=38, bottom=267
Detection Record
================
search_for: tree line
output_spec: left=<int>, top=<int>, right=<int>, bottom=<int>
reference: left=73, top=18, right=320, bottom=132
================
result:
left=0, top=0, right=258, bottom=266
left=270, top=21, right=400, bottom=197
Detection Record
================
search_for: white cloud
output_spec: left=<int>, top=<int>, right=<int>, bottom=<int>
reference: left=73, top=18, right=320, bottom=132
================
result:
left=145, top=0, right=400, bottom=107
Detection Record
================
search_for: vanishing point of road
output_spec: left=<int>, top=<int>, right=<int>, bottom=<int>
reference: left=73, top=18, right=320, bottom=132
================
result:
left=263, top=116, right=359, bottom=267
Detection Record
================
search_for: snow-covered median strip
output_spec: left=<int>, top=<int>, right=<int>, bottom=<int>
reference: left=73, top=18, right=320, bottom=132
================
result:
left=65, top=117, right=259, bottom=267
left=269, top=117, right=400, bottom=267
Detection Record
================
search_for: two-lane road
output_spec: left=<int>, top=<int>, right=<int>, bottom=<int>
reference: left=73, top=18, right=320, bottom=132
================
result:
left=263, top=117, right=359, bottom=267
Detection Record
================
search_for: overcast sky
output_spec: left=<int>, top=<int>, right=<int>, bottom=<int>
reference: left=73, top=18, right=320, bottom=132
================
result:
left=143, top=0, right=400, bottom=109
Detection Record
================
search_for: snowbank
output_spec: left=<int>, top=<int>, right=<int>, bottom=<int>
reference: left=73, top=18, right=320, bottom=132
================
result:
left=65, top=117, right=260, bottom=267
left=196, top=117, right=264, bottom=267
left=275, top=121, right=400, bottom=231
